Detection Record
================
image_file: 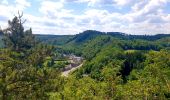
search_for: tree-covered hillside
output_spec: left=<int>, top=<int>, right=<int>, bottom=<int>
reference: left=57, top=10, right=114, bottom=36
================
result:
left=0, top=15, right=170, bottom=99
left=52, top=30, right=170, bottom=56
left=36, top=34, right=74, bottom=45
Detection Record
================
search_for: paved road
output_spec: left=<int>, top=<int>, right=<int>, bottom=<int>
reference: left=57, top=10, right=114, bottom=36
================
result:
left=61, top=63, right=83, bottom=77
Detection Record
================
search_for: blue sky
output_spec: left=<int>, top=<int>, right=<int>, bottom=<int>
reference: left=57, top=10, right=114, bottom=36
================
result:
left=0, top=0, right=170, bottom=35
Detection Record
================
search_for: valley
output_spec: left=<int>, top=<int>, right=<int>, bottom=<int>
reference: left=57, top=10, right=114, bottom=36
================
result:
left=0, top=16, right=170, bottom=100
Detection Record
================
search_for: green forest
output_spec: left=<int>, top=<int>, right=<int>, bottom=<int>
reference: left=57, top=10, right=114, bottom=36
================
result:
left=0, top=15, right=170, bottom=100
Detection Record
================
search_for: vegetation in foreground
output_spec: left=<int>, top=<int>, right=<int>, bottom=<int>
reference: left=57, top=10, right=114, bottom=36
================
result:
left=0, top=14, right=170, bottom=100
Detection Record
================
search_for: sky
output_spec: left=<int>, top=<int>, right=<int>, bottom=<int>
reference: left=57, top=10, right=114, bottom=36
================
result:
left=0, top=0, right=170, bottom=35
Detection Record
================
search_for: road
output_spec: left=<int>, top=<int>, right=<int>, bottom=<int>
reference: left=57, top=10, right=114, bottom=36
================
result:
left=61, top=63, right=83, bottom=77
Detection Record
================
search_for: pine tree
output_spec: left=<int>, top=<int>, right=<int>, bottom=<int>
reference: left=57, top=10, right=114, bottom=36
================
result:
left=0, top=26, right=3, bottom=35
left=3, top=12, right=35, bottom=51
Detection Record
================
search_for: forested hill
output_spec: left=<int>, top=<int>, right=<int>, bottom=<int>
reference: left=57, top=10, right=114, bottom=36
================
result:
left=36, top=30, right=170, bottom=44
left=1, top=30, right=170, bottom=49
left=35, top=34, right=74, bottom=45
left=36, top=30, right=170, bottom=53
left=1, top=14, right=170, bottom=99
left=1, top=30, right=170, bottom=46
left=107, top=32, right=170, bottom=41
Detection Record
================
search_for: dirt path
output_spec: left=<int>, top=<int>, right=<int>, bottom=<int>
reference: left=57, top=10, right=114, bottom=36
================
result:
left=61, top=63, right=83, bottom=77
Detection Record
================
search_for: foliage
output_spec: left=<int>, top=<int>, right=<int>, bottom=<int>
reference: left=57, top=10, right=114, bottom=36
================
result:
left=3, top=13, right=36, bottom=51
left=1, top=16, right=170, bottom=99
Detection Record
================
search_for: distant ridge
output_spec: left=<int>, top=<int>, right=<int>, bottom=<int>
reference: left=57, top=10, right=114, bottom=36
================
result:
left=1, top=30, right=170, bottom=47
left=107, top=32, right=170, bottom=41
left=72, top=30, right=170, bottom=41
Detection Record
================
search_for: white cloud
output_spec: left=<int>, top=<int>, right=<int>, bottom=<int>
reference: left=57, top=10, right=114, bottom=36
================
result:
left=39, top=1, right=63, bottom=15
left=36, top=0, right=170, bottom=34
left=114, top=0, right=134, bottom=6
left=1, top=0, right=8, bottom=5
left=0, top=0, right=170, bottom=35
left=15, top=0, right=30, bottom=7
left=62, top=0, right=138, bottom=7
left=15, top=0, right=31, bottom=10
left=122, top=0, right=170, bottom=24
left=0, top=0, right=31, bottom=29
